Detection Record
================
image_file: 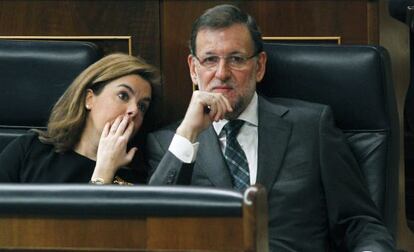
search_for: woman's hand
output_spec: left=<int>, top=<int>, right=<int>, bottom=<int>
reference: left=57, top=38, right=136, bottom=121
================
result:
left=91, top=114, right=137, bottom=184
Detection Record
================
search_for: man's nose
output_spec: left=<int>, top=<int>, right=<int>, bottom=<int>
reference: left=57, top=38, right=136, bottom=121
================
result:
left=214, top=58, right=231, bottom=80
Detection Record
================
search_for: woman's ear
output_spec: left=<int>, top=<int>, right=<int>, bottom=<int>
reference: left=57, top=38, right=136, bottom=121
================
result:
left=85, top=89, right=94, bottom=110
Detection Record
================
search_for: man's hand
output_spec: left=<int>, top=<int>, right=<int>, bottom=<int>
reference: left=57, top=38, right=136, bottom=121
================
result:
left=176, top=90, right=233, bottom=142
left=92, top=114, right=137, bottom=183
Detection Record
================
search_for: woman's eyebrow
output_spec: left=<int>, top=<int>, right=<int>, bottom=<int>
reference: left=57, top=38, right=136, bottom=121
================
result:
left=118, top=84, right=151, bottom=102
left=118, top=83, right=135, bottom=94
left=140, top=97, right=152, bottom=103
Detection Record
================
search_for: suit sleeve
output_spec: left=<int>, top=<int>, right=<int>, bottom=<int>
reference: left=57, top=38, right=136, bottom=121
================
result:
left=146, top=131, right=194, bottom=185
left=319, top=106, right=395, bottom=251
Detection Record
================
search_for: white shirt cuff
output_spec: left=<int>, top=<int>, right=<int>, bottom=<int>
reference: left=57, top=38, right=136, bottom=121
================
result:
left=168, top=134, right=199, bottom=163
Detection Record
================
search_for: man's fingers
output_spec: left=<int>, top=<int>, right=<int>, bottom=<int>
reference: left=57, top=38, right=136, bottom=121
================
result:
left=221, top=95, right=233, bottom=112
left=215, top=96, right=229, bottom=121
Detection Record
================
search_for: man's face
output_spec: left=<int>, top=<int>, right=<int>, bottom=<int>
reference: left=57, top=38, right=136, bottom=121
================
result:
left=188, top=24, right=267, bottom=119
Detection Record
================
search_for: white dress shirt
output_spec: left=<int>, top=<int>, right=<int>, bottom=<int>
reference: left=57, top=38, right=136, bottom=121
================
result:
left=168, top=92, right=259, bottom=185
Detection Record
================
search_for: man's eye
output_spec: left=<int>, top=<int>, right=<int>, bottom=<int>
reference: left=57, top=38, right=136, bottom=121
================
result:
left=229, top=56, right=245, bottom=64
left=118, top=92, right=129, bottom=101
left=202, top=56, right=219, bottom=64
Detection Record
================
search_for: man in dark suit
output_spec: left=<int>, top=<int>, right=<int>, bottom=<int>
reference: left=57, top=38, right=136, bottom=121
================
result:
left=146, top=4, right=395, bottom=251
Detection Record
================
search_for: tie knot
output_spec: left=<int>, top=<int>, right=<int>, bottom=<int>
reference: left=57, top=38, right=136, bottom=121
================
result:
left=222, top=120, right=244, bottom=138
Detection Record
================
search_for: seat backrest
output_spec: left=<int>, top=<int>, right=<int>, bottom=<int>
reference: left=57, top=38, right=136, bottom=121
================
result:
left=0, top=40, right=103, bottom=151
left=258, top=43, right=399, bottom=236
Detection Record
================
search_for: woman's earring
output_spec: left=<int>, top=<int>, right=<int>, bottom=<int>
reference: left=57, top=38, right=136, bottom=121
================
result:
left=86, top=104, right=91, bottom=110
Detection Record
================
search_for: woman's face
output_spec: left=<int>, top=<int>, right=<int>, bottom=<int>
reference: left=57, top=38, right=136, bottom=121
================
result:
left=85, top=74, right=152, bottom=139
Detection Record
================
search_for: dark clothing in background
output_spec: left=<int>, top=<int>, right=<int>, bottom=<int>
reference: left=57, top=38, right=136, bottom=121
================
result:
left=0, top=132, right=138, bottom=183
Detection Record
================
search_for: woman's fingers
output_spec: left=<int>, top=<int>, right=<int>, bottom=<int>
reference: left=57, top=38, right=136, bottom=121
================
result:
left=102, top=122, right=110, bottom=137
left=109, top=115, right=123, bottom=135
left=123, top=119, right=134, bottom=138
left=107, top=114, right=132, bottom=136
left=115, top=115, right=130, bottom=135
left=125, top=147, right=138, bottom=163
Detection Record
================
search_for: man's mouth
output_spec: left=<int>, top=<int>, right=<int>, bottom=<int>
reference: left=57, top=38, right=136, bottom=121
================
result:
left=212, top=86, right=232, bottom=93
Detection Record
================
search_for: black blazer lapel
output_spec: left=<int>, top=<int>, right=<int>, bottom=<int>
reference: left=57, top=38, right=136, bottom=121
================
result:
left=257, top=97, right=292, bottom=193
left=195, top=126, right=233, bottom=188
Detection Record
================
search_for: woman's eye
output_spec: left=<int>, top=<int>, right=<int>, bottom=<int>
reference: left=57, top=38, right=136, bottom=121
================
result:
left=118, top=91, right=129, bottom=101
left=138, top=103, right=148, bottom=113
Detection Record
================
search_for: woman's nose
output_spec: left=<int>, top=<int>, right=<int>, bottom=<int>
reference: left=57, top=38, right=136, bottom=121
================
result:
left=127, top=103, right=139, bottom=117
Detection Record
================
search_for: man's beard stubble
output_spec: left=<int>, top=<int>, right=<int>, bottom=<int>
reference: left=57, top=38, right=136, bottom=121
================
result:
left=224, top=91, right=254, bottom=120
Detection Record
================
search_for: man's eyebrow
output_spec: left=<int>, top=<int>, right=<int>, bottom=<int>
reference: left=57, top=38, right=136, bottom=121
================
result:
left=203, top=51, right=246, bottom=56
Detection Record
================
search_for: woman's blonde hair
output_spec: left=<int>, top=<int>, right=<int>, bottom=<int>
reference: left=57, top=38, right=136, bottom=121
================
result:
left=35, top=53, right=160, bottom=152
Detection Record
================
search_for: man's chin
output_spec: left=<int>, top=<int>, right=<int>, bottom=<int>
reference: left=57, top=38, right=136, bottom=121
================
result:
left=224, top=111, right=239, bottom=120
left=225, top=98, right=249, bottom=120
left=225, top=104, right=243, bottom=120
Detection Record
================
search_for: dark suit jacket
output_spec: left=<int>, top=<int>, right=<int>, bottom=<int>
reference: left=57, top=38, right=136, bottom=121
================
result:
left=146, top=96, right=395, bottom=251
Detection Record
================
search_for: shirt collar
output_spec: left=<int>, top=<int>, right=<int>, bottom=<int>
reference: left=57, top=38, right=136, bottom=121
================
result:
left=213, top=92, right=258, bottom=135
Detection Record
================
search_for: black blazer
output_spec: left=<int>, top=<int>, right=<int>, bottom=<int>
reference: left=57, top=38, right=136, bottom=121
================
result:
left=147, top=96, right=395, bottom=251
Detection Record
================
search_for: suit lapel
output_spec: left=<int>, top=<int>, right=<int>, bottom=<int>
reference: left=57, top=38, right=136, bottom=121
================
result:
left=257, top=97, right=292, bottom=193
left=196, top=126, right=233, bottom=188
left=192, top=97, right=292, bottom=191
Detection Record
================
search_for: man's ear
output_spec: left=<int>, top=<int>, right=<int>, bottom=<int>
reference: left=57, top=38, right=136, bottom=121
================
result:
left=255, top=51, right=267, bottom=83
left=188, top=54, right=199, bottom=86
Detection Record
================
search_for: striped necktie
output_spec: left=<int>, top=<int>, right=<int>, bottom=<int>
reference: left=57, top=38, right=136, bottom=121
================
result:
left=221, top=120, right=250, bottom=191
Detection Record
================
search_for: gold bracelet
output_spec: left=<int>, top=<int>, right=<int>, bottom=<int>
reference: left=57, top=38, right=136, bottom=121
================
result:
left=89, top=177, right=105, bottom=184
left=113, top=176, right=133, bottom=186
